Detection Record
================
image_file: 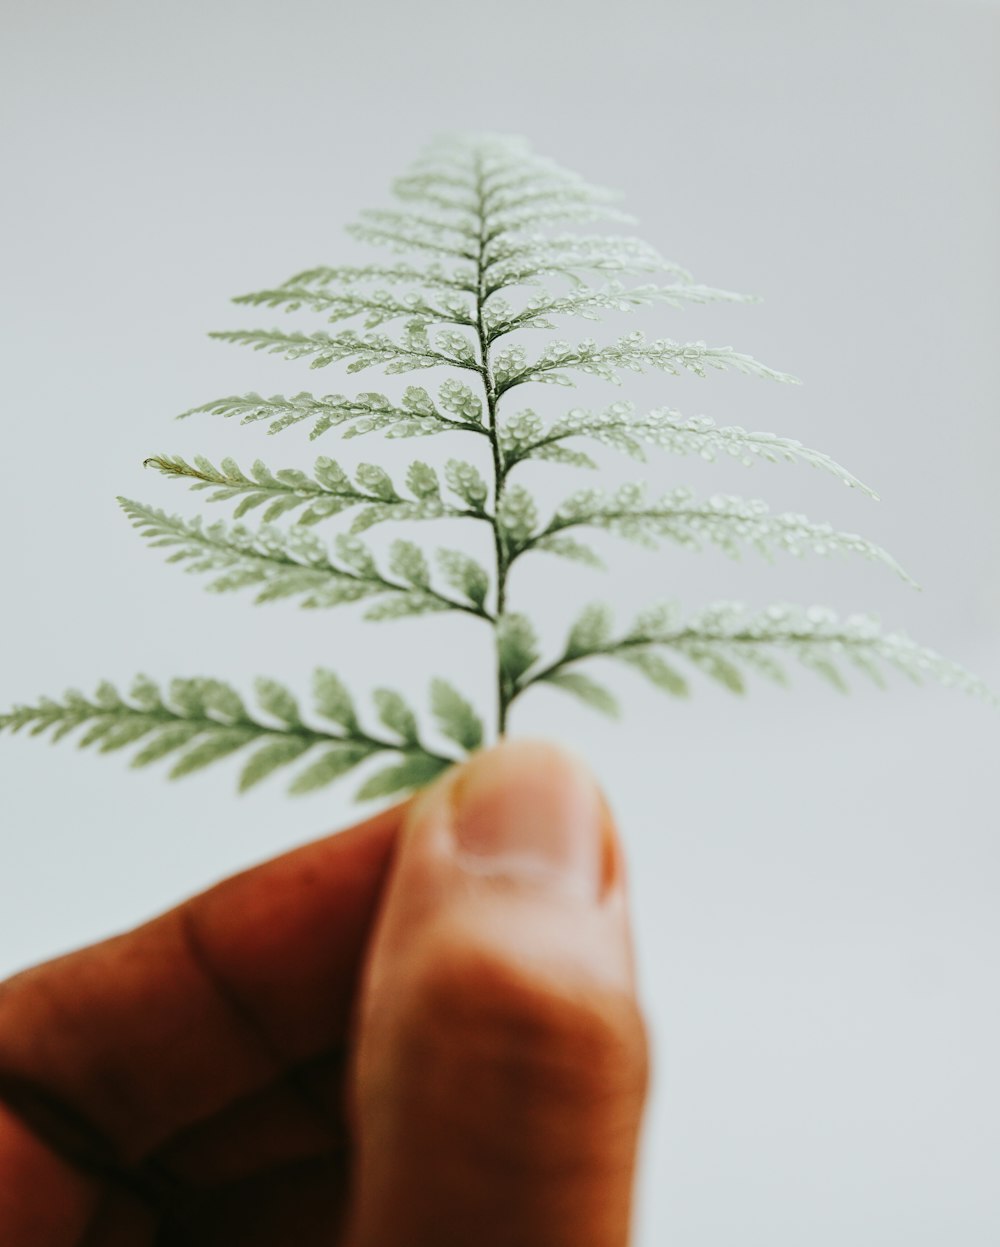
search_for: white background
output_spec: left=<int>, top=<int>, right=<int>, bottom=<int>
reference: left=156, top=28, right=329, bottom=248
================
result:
left=2, top=0, right=998, bottom=1241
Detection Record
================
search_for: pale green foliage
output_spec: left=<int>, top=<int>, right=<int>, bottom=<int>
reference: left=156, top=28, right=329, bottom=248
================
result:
left=430, top=679, right=485, bottom=751
left=501, top=402, right=880, bottom=496
left=0, top=674, right=466, bottom=797
left=118, top=497, right=491, bottom=619
left=3, top=132, right=992, bottom=802
left=541, top=670, right=621, bottom=718
left=436, top=548, right=490, bottom=609
left=481, top=282, right=758, bottom=338
left=534, top=483, right=916, bottom=582
left=208, top=322, right=481, bottom=376
left=179, top=384, right=485, bottom=441
left=490, top=331, right=799, bottom=393
left=497, top=613, right=542, bottom=687
left=513, top=601, right=999, bottom=709
left=496, top=485, right=539, bottom=549
left=529, top=533, right=606, bottom=569
left=145, top=452, right=466, bottom=529
left=444, top=459, right=489, bottom=509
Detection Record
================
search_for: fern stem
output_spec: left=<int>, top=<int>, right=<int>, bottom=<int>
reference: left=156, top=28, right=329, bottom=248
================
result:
left=473, top=154, right=511, bottom=740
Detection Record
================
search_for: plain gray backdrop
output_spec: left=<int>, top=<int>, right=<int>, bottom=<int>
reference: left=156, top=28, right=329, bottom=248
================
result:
left=2, top=0, right=998, bottom=1241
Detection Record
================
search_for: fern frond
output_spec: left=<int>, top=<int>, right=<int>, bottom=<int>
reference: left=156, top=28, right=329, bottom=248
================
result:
left=496, top=484, right=540, bottom=554
left=484, top=281, right=758, bottom=342
left=502, top=403, right=877, bottom=497
left=144, top=453, right=477, bottom=530
left=505, top=601, right=998, bottom=711
left=480, top=166, right=620, bottom=209
left=509, top=484, right=914, bottom=583
left=118, top=498, right=493, bottom=619
left=498, top=409, right=600, bottom=471
left=280, top=262, right=478, bottom=295
left=539, top=669, right=621, bottom=717
left=179, top=382, right=487, bottom=441
left=397, top=131, right=663, bottom=251
left=346, top=212, right=478, bottom=262
left=7, top=132, right=991, bottom=810
left=435, top=548, right=491, bottom=609
left=491, top=201, right=635, bottom=233
left=396, top=147, right=633, bottom=231
left=357, top=206, right=480, bottom=242
left=209, top=322, right=480, bottom=375
left=389, top=172, right=479, bottom=216
left=0, top=673, right=466, bottom=797
left=484, top=235, right=691, bottom=295
left=486, top=231, right=683, bottom=273
left=354, top=752, right=453, bottom=800
left=232, top=284, right=475, bottom=330
left=494, top=331, right=799, bottom=393
left=496, top=612, right=543, bottom=695
left=528, top=534, right=606, bottom=569
left=429, top=678, right=485, bottom=750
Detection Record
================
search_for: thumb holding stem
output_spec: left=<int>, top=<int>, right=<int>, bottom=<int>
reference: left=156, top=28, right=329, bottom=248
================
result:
left=344, top=739, right=650, bottom=1247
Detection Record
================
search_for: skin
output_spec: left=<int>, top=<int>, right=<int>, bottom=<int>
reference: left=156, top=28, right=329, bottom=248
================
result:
left=0, top=740, right=650, bottom=1246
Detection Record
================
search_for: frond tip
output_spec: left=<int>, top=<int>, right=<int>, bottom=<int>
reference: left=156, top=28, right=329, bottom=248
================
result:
left=0, top=673, right=484, bottom=799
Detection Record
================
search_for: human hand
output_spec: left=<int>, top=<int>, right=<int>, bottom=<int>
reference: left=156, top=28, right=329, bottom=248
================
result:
left=0, top=740, right=649, bottom=1246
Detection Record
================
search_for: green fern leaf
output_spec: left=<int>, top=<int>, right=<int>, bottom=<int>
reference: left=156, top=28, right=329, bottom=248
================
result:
left=565, top=603, right=614, bottom=659
left=178, top=387, right=487, bottom=441
left=146, top=452, right=459, bottom=529
left=541, top=670, right=620, bottom=718
left=238, top=736, right=315, bottom=793
left=497, top=613, right=541, bottom=685
left=430, top=678, right=484, bottom=751
left=119, top=498, right=488, bottom=619
left=435, top=549, right=490, bottom=609
left=614, top=649, right=690, bottom=697
left=253, top=677, right=302, bottom=727
left=485, top=281, right=757, bottom=342
left=496, top=485, right=539, bottom=553
left=529, top=534, right=605, bottom=569
left=277, top=262, right=477, bottom=296
left=373, top=689, right=420, bottom=745
left=5, top=132, right=993, bottom=810
left=131, top=722, right=207, bottom=768
left=0, top=672, right=465, bottom=797
left=444, top=460, right=490, bottom=510
left=95, top=715, right=165, bottom=752
left=169, top=728, right=260, bottom=779
left=499, top=403, right=877, bottom=498
left=530, top=484, right=916, bottom=583
left=354, top=752, right=452, bottom=801
left=288, top=744, right=376, bottom=796
left=495, top=331, right=798, bottom=394
left=232, top=283, right=475, bottom=331
left=312, top=669, right=359, bottom=731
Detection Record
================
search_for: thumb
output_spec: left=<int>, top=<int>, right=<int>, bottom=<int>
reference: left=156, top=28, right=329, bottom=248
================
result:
left=343, top=739, right=650, bottom=1247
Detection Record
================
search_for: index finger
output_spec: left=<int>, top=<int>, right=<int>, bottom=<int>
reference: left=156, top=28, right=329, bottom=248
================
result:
left=0, top=799, right=404, bottom=1168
